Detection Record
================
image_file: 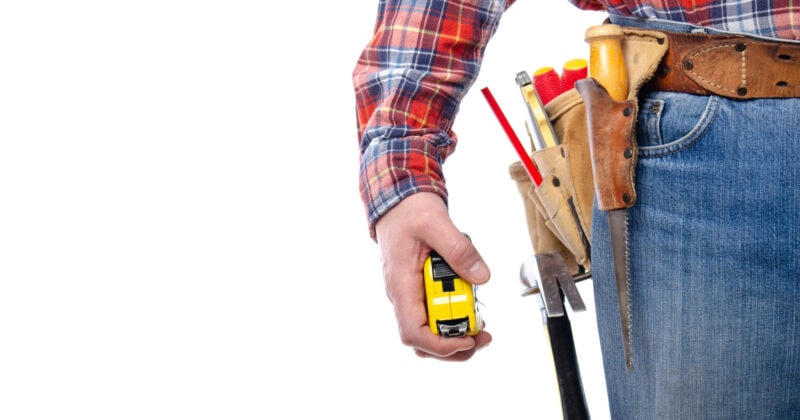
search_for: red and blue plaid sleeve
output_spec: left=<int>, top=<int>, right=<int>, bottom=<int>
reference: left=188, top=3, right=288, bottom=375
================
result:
left=352, top=0, right=510, bottom=238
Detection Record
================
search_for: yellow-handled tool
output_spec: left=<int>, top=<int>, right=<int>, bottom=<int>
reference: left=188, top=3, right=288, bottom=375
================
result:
left=585, top=24, right=628, bottom=101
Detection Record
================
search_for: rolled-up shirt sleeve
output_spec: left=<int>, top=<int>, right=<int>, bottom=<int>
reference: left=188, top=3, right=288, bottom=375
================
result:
left=352, top=0, right=511, bottom=238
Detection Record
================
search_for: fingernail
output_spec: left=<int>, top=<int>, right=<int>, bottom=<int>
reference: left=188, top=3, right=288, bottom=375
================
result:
left=468, top=261, right=490, bottom=282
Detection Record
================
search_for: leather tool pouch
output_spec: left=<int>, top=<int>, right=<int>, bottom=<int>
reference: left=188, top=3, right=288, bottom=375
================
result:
left=509, top=26, right=669, bottom=275
left=510, top=89, right=592, bottom=274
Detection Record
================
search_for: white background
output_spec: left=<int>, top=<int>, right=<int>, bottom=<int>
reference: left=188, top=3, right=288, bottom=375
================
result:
left=1, top=2, right=611, bottom=419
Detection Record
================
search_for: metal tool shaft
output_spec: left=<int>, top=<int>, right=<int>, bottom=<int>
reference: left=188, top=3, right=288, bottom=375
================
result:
left=520, top=258, right=589, bottom=420
left=608, top=209, right=633, bottom=371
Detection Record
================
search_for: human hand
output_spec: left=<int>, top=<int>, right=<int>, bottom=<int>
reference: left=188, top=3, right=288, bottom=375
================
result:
left=375, top=192, right=492, bottom=361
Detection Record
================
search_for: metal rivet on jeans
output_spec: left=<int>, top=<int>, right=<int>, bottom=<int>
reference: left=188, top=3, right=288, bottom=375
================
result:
left=651, top=102, right=661, bottom=114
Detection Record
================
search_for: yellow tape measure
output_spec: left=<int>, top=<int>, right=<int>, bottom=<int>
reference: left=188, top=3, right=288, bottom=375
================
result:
left=422, top=251, right=482, bottom=337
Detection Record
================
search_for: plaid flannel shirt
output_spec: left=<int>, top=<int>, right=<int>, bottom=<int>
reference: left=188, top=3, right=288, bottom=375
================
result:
left=353, top=0, right=799, bottom=238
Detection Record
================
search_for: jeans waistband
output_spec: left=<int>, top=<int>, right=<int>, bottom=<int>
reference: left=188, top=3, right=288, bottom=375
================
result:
left=609, top=13, right=800, bottom=44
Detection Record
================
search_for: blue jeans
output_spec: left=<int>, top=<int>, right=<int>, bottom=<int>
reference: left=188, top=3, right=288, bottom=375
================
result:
left=593, top=15, right=800, bottom=420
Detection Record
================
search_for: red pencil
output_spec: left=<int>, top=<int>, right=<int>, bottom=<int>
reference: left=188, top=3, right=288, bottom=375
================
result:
left=480, top=87, right=542, bottom=186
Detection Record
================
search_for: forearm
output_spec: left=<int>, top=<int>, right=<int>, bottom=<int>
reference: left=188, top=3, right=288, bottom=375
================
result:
left=352, top=0, right=510, bottom=238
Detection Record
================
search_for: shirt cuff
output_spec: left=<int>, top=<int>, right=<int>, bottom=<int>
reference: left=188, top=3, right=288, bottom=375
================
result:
left=359, top=136, right=451, bottom=240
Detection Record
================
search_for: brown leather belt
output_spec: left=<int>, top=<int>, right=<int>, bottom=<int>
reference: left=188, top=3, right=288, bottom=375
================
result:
left=644, top=31, right=800, bottom=99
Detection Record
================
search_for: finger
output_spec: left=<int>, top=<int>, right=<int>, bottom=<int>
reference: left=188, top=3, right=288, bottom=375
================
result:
left=414, top=331, right=493, bottom=361
left=392, top=287, right=478, bottom=357
left=389, top=269, right=491, bottom=360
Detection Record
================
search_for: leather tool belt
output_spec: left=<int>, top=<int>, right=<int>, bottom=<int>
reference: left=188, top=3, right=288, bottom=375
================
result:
left=645, top=31, right=800, bottom=99
left=509, top=27, right=670, bottom=274
left=508, top=26, right=800, bottom=274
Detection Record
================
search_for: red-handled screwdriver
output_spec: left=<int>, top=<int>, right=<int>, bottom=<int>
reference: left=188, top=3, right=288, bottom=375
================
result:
left=533, top=66, right=561, bottom=105
left=560, top=58, right=588, bottom=93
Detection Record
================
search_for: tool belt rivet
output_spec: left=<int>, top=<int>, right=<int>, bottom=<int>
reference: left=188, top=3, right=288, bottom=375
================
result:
left=624, top=148, right=633, bottom=159
left=737, top=86, right=748, bottom=96
left=735, top=43, right=747, bottom=52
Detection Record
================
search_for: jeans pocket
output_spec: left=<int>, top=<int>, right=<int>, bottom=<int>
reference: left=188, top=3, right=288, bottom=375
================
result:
left=636, top=92, right=720, bottom=159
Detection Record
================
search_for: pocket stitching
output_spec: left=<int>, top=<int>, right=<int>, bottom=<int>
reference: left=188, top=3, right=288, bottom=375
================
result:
left=637, top=95, right=720, bottom=159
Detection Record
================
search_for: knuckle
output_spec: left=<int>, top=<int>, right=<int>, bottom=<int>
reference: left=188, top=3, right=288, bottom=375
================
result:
left=398, top=330, right=417, bottom=348
left=442, top=235, right=475, bottom=267
left=408, top=212, right=434, bottom=234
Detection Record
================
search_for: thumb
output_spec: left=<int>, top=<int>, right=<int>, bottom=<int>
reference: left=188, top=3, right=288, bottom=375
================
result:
left=430, top=230, right=490, bottom=286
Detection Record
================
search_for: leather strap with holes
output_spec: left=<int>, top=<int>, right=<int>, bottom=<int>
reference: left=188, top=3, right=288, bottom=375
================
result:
left=644, top=31, right=800, bottom=99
